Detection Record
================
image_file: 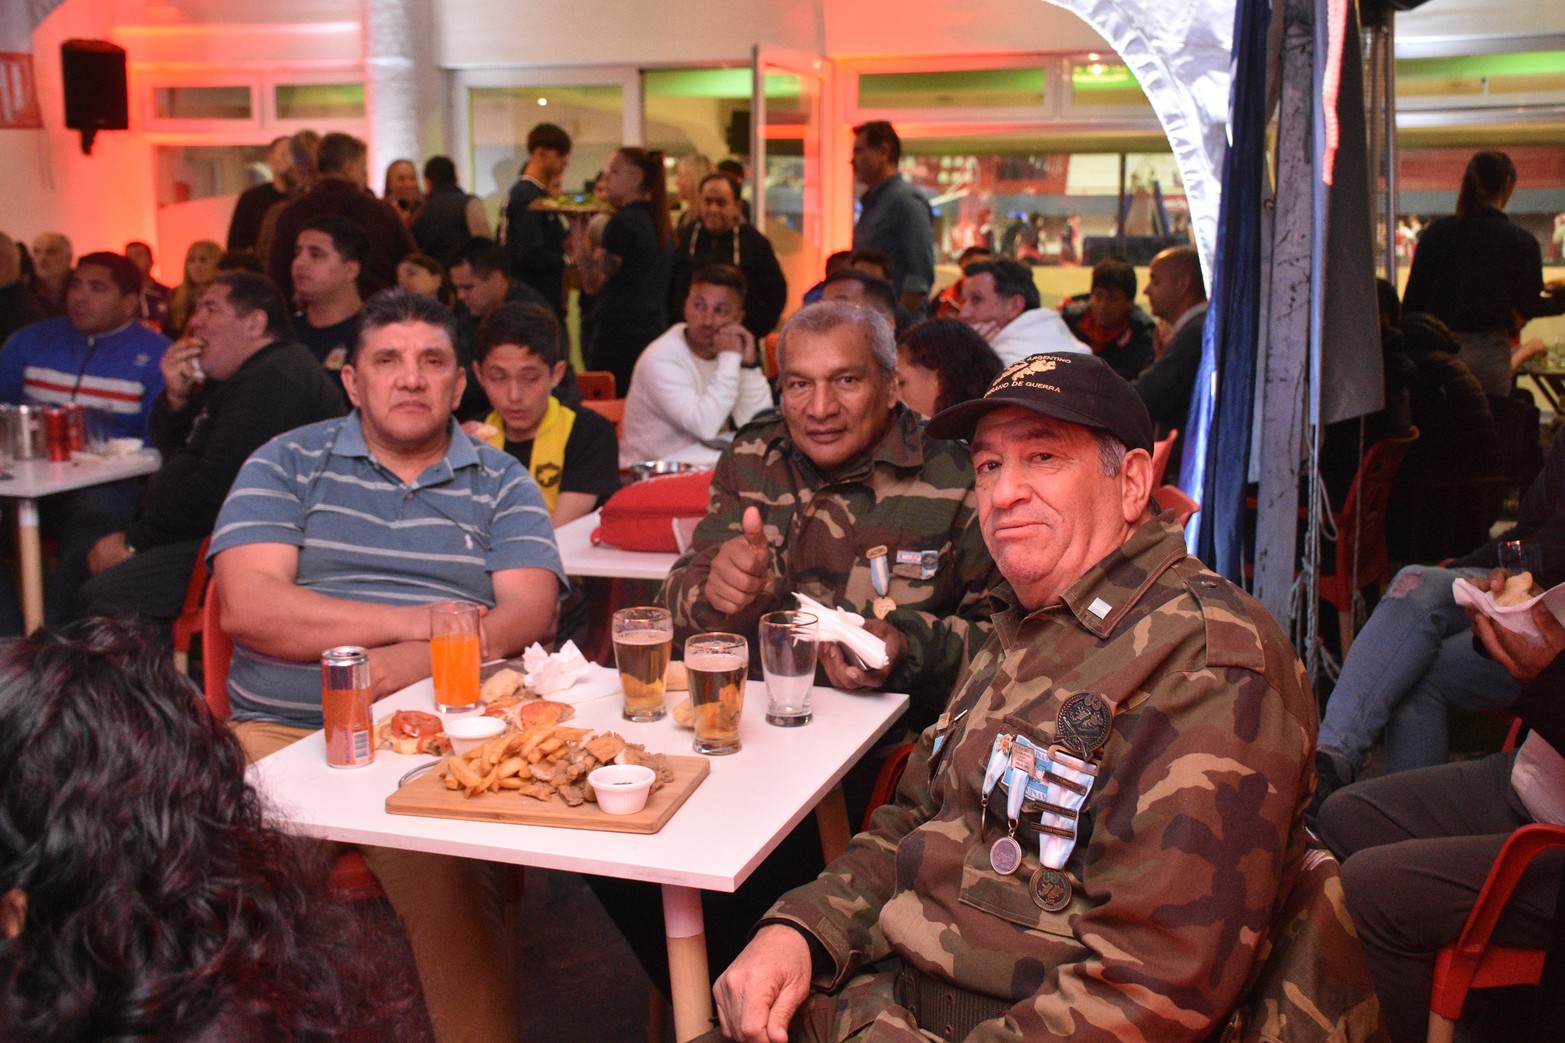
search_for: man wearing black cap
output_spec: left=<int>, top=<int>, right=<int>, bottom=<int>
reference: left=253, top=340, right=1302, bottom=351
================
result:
left=709, top=353, right=1364, bottom=1043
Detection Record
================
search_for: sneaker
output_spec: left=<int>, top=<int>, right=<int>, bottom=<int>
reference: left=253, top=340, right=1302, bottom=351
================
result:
left=1305, top=747, right=1354, bottom=833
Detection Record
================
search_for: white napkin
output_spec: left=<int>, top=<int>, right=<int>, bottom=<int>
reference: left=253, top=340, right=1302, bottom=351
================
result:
left=1451, top=577, right=1565, bottom=641
left=521, top=639, right=591, bottom=694
left=793, top=592, right=890, bottom=671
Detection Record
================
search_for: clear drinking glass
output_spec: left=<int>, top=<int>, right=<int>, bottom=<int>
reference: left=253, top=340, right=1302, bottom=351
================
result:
left=685, top=632, right=748, bottom=755
left=760, top=610, right=817, bottom=727
left=613, top=606, right=673, bottom=722
left=1499, top=539, right=1540, bottom=576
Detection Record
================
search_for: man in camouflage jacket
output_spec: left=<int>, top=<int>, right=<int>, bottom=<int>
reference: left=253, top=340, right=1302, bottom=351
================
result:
left=711, top=353, right=1342, bottom=1043
left=658, top=301, right=999, bottom=729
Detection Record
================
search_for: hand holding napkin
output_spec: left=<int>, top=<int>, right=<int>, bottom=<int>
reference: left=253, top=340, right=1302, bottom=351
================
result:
left=793, top=592, right=890, bottom=671
left=521, top=639, right=591, bottom=694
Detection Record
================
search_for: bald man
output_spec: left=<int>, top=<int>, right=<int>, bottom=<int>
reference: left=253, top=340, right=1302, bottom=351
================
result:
left=1132, top=245, right=1207, bottom=475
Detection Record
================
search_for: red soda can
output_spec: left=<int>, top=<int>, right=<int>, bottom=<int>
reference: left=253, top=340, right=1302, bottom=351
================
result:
left=321, top=646, right=375, bottom=768
left=43, top=408, right=70, bottom=462
left=63, top=404, right=86, bottom=452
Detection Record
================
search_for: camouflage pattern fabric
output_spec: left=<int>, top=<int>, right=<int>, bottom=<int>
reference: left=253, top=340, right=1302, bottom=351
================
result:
left=761, top=515, right=1339, bottom=1042
left=658, top=405, right=1000, bottom=723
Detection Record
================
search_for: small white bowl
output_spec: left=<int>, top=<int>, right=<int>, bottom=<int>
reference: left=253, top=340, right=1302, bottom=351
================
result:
left=445, top=715, right=506, bottom=754
left=588, top=764, right=656, bottom=815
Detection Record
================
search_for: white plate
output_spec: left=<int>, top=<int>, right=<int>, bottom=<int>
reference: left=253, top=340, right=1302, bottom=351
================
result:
left=1451, top=577, right=1565, bottom=640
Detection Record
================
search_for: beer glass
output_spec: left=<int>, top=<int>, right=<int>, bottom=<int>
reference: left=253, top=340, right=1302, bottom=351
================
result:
left=429, top=601, right=481, bottom=712
left=613, top=606, right=673, bottom=722
left=760, top=611, right=817, bottom=726
left=685, top=632, right=748, bottom=755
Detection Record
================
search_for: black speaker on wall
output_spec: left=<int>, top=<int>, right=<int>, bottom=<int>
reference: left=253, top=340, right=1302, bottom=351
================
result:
left=61, top=39, right=128, bottom=155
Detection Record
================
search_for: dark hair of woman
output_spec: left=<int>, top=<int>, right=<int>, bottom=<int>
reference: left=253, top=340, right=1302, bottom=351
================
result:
left=615, top=147, right=673, bottom=248
left=0, top=618, right=416, bottom=1043
left=1454, top=150, right=1516, bottom=221
left=897, top=317, right=1005, bottom=416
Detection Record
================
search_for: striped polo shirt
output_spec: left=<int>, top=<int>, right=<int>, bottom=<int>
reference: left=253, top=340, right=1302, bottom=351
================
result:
left=209, top=412, right=566, bottom=727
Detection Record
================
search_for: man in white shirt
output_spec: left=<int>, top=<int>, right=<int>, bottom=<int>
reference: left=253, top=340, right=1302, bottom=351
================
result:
left=958, top=258, right=1083, bottom=366
left=619, top=263, right=773, bottom=466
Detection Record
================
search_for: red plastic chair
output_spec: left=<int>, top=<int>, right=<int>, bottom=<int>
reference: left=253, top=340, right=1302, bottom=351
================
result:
left=1153, top=484, right=1199, bottom=528
left=1319, top=427, right=1419, bottom=655
left=1150, top=428, right=1178, bottom=487
left=861, top=742, right=915, bottom=831
left=576, top=370, right=617, bottom=400
left=582, top=397, right=625, bottom=438
left=1427, top=823, right=1565, bottom=1043
left=201, top=589, right=385, bottom=904
left=171, top=535, right=213, bottom=675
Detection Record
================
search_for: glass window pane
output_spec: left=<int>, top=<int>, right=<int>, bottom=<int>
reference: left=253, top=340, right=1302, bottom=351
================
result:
left=888, top=142, right=1188, bottom=299
left=275, top=83, right=365, bottom=120
left=153, top=143, right=276, bottom=207
left=1068, top=60, right=1149, bottom=109
left=761, top=66, right=824, bottom=311
left=469, top=84, right=624, bottom=205
left=857, top=68, right=1046, bottom=110
left=1396, top=51, right=1565, bottom=100
left=644, top=67, right=751, bottom=213
left=153, top=86, right=252, bottom=120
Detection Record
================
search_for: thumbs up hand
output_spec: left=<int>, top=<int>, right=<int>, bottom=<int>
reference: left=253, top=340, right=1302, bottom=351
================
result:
left=708, top=506, right=775, bottom=616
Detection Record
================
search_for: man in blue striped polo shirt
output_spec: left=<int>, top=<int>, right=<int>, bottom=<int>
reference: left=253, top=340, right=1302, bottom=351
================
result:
left=209, top=288, right=565, bottom=1043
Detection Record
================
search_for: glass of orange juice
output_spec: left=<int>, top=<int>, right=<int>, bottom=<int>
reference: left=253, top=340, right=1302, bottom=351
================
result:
left=430, top=601, right=481, bottom=712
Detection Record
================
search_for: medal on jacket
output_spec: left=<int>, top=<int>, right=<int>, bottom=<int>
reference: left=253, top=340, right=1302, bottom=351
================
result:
left=1055, top=692, right=1112, bottom=760
left=1030, top=866, right=1073, bottom=912
left=990, top=771, right=1027, bottom=876
left=866, top=545, right=895, bottom=618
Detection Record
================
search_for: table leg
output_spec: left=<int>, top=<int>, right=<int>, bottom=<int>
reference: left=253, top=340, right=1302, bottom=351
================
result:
left=16, top=498, right=42, bottom=634
left=662, top=883, right=713, bottom=1042
left=815, top=782, right=852, bottom=862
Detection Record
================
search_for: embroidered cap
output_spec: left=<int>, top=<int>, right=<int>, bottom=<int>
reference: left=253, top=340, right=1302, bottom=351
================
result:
left=925, top=351, right=1155, bottom=453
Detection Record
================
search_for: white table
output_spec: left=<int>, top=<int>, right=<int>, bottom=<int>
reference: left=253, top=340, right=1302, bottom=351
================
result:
left=0, top=450, right=160, bottom=632
left=248, top=672, right=908, bottom=1041
left=554, top=509, right=680, bottom=581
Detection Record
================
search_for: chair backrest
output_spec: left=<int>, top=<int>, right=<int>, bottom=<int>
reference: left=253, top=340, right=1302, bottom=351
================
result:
left=1153, top=484, right=1199, bottom=528
left=1150, top=428, right=1178, bottom=487
left=201, top=586, right=234, bottom=721
left=582, top=397, right=626, bottom=438
left=1429, top=823, right=1565, bottom=1033
left=576, top=370, right=617, bottom=400
left=1327, top=426, right=1419, bottom=596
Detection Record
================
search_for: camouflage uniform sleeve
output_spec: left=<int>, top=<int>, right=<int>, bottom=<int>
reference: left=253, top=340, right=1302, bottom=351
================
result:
left=883, top=482, right=998, bottom=713
left=762, top=724, right=943, bottom=992
left=656, top=445, right=783, bottom=644
left=975, top=611, right=1314, bottom=1040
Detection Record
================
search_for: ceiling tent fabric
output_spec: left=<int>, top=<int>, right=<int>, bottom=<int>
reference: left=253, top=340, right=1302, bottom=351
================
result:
left=1038, top=0, right=1234, bottom=281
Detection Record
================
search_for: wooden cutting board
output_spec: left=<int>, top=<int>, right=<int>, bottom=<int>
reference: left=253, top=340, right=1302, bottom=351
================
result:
left=385, top=754, right=710, bottom=835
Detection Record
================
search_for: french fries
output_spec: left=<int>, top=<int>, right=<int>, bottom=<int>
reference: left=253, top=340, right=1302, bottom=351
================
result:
left=438, top=722, right=672, bottom=804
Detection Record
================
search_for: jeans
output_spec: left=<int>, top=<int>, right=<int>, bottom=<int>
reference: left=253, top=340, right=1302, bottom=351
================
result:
left=1317, top=564, right=1518, bottom=773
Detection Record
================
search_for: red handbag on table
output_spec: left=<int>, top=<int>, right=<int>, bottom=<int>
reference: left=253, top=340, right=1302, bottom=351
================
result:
left=591, top=469, right=714, bottom=552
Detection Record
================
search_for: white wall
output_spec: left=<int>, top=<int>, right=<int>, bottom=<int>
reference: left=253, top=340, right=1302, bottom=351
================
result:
left=4, top=0, right=155, bottom=262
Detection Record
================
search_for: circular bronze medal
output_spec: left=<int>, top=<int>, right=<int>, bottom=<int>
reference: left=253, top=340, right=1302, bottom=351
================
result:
left=1056, top=691, right=1112, bottom=760
left=1030, top=867, right=1072, bottom=912
left=989, top=835, right=1023, bottom=876
left=873, top=596, right=896, bottom=619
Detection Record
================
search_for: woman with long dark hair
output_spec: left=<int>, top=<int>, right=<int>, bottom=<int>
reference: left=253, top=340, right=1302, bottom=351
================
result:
left=0, top=619, right=416, bottom=1042
left=572, top=146, right=674, bottom=395
left=1401, top=149, right=1565, bottom=396
left=894, top=317, right=1004, bottom=419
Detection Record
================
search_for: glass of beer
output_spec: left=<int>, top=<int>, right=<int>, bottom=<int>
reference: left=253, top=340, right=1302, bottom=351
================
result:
left=760, top=611, right=817, bottom=727
left=429, top=601, right=481, bottom=712
left=686, top=632, right=748, bottom=755
left=613, top=606, right=673, bottom=722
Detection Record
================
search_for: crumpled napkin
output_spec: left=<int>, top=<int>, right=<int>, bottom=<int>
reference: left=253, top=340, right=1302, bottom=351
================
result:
left=521, top=639, right=591, bottom=694
left=1451, top=577, right=1565, bottom=642
left=793, top=593, right=890, bottom=671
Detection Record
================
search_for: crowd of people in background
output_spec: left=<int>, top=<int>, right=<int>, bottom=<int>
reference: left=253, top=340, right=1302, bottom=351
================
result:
left=2, top=125, right=1565, bottom=1043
